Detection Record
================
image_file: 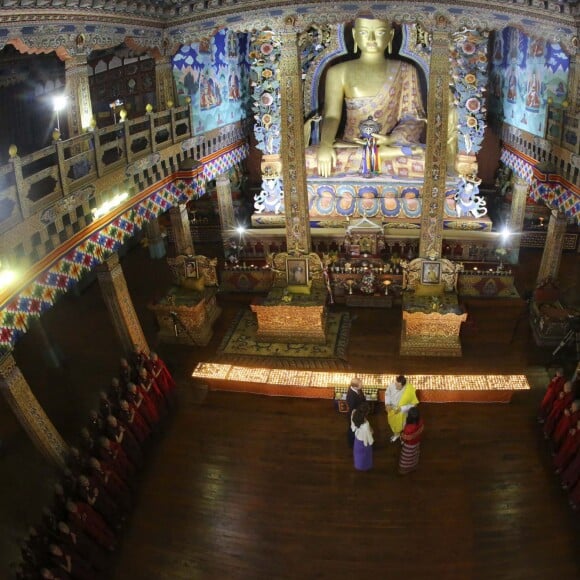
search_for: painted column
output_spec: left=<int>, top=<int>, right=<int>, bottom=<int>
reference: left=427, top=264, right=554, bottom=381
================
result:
left=567, top=49, right=578, bottom=115
left=419, top=27, right=451, bottom=259
left=155, top=55, right=177, bottom=111
left=96, top=253, right=149, bottom=355
left=64, top=54, right=94, bottom=137
left=169, top=204, right=194, bottom=256
left=536, top=209, right=568, bottom=285
left=145, top=217, right=166, bottom=260
left=507, top=175, right=529, bottom=264
left=279, top=24, right=311, bottom=253
left=216, top=173, right=237, bottom=254
left=216, top=172, right=236, bottom=233
left=0, top=353, right=68, bottom=469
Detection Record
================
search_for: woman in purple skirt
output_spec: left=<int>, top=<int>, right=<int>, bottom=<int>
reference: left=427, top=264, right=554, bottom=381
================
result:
left=351, top=403, right=374, bottom=471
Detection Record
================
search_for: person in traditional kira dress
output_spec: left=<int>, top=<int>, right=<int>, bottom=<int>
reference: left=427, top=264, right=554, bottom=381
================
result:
left=351, top=402, right=374, bottom=471
left=346, top=377, right=366, bottom=447
left=398, top=406, right=425, bottom=475
left=538, top=367, right=566, bottom=423
left=385, top=374, right=419, bottom=442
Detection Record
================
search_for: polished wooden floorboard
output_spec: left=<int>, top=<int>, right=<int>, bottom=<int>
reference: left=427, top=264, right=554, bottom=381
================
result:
left=112, top=389, right=580, bottom=580
left=0, top=245, right=578, bottom=578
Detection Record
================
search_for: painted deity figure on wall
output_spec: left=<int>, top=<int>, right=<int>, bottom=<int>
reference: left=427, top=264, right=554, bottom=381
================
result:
left=525, top=70, right=541, bottom=112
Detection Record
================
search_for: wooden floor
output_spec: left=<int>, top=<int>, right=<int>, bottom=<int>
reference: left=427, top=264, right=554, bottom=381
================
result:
left=0, top=244, right=579, bottom=578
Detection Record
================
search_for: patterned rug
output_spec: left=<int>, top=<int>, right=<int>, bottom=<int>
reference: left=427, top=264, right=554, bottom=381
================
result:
left=215, top=310, right=351, bottom=369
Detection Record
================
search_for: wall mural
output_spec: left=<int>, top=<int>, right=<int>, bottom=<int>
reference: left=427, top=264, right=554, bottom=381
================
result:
left=488, top=27, right=569, bottom=138
left=173, top=29, right=251, bottom=135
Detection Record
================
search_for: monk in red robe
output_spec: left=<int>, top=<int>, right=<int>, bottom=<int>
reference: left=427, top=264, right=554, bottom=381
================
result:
left=552, top=400, right=580, bottom=449
left=543, top=381, right=574, bottom=439
left=554, top=420, right=580, bottom=473
left=538, top=368, right=566, bottom=423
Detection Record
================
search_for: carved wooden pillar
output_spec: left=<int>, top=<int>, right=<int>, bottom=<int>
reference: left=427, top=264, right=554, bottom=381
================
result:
left=419, top=28, right=451, bottom=259
left=97, top=253, right=149, bottom=354
left=155, top=55, right=177, bottom=110
left=64, top=54, right=93, bottom=137
left=0, top=353, right=68, bottom=468
left=216, top=173, right=236, bottom=233
left=145, top=218, right=166, bottom=260
left=169, top=204, right=194, bottom=256
left=536, top=209, right=568, bottom=285
left=507, top=175, right=529, bottom=264
left=279, top=26, right=311, bottom=253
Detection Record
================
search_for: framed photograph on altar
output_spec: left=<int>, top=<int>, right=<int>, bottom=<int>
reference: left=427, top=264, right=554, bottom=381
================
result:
left=184, top=258, right=198, bottom=279
left=286, top=257, right=309, bottom=286
left=421, top=261, right=441, bottom=285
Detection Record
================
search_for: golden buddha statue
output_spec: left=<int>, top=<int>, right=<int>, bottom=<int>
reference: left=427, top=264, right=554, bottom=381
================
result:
left=306, top=17, right=427, bottom=179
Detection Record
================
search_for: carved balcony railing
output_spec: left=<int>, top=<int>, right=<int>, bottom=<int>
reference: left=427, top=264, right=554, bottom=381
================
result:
left=0, top=104, right=249, bottom=239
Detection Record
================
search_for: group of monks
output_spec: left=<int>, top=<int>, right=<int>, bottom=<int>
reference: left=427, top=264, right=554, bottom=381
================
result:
left=538, top=362, right=580, bottom=510
left=16, top=348, right=176, bottom=580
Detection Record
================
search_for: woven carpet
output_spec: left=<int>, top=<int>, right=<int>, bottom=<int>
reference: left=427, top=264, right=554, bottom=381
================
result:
left=215, top=310, right=351, bottom=369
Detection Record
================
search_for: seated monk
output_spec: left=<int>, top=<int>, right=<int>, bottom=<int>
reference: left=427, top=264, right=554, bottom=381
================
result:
left=305, top=17, right=426, bottom=179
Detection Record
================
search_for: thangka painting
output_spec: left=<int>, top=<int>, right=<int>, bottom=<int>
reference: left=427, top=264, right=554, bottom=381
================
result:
left=173, top=29, right=251, bottom=135
left=488, top=27, right=569, bottom=138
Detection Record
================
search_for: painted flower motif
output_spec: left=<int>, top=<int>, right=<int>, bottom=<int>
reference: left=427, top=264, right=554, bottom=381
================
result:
left=462, top=42, right=476, bottom=55
left=464, top=73, right=477, bottom=86
left=478, top=53, right=488, bottom=63
left=260, top=93, right=274, bottom=106
left=262, top=114, right=272, bottom=127
left=466, top=97, right=481, bottom=113
left=260, top=43, right=273, bottom=55
left=262, top=68, right=273, bottom=79
left=466, top=115, right=478, bottom=128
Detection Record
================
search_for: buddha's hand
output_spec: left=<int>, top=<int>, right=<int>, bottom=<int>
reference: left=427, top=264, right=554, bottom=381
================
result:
left=372, top=134, right=425, bottom=158
left=317, top=143, right=337, bottom=178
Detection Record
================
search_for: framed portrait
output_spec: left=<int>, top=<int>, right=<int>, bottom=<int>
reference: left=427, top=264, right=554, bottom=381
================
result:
left=286, top=257, right=309, bottom=286
left=421, top=261, right=441, bottom=285
left=184, top=258, right=198, bottom=279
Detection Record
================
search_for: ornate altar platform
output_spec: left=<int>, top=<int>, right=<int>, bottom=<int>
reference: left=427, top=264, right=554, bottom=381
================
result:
left=400, top=258, right=467, bottom=357
left=150, top=254, right=222, bottom=346
left=149, top=286, right=221, bottom=346
left=248, top=251, right=329, bottom=344
left=400, top=294, right=468, bottom=357
left=250, top=286, right=327, bottom=344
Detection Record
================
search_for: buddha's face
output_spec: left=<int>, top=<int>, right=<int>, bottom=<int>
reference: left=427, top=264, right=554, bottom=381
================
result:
left=353, top=18, right=393, bottom=54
